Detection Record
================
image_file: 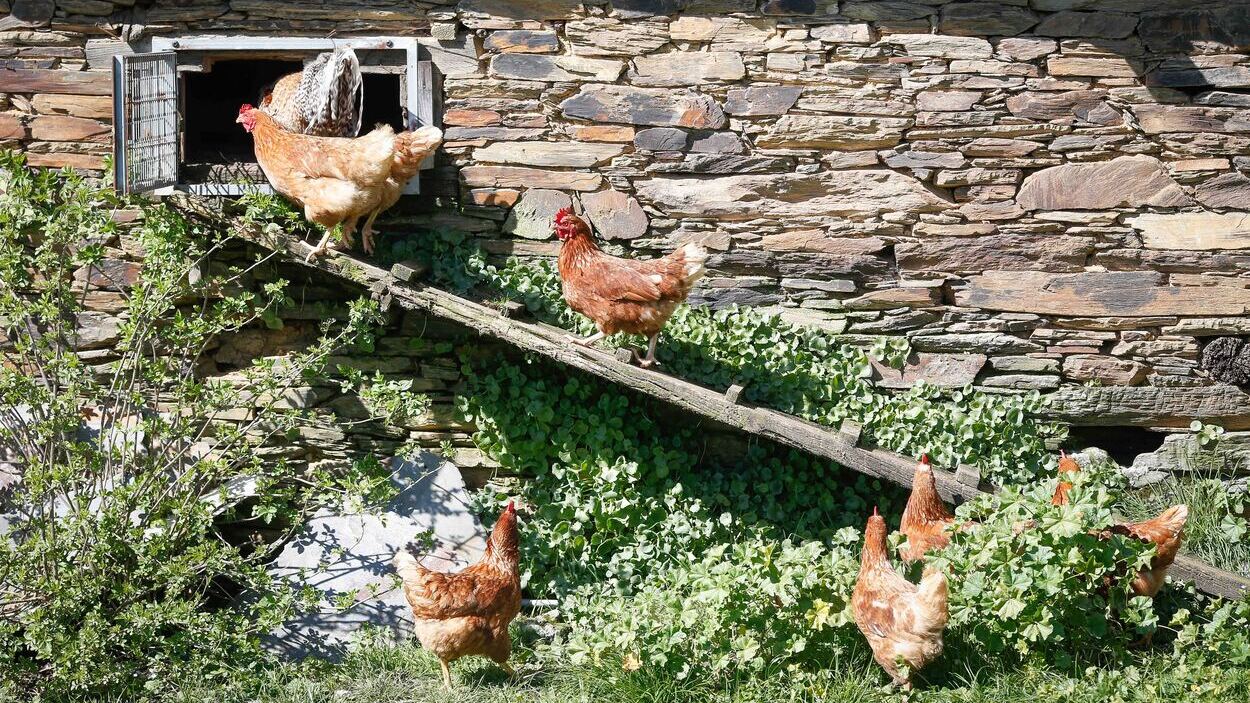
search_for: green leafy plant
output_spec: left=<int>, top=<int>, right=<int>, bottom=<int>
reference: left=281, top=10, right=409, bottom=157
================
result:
left=392, top=230, right=1066, bottom=484
left=0, top=153, right=416, bottom=699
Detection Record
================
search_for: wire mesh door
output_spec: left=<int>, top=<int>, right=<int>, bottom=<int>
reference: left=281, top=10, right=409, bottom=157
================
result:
left=112, top=52, right=179, bottom=193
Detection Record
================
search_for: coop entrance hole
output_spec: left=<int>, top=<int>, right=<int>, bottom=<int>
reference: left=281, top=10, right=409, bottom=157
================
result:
left=1064, top=425, right=1168, bottom=467
left=182, top=59, right=405, bottom=170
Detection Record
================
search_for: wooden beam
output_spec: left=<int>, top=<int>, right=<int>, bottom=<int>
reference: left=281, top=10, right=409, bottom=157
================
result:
left=232, top=226, right=1250, bottom=601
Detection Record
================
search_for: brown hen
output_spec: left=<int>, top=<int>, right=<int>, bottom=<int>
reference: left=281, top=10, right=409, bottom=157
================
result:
left=392, top=501, right=521, bottom=689
left=260, top=47, right=362, bottom=138
left=853, top=508, right=949, bottom=690
left=899, top=455, right=958, bottom=564
left=238, top=104, right=394, bottom=260
left=1049, top=453, right=1187, bottom=598
left=553, top=209, right=706, bottom=367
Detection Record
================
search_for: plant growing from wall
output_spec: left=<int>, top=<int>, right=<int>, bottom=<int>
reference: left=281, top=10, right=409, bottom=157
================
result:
left=0, top=154, right=424, bottom=699
left=373, top=229, right=1065, bottom=484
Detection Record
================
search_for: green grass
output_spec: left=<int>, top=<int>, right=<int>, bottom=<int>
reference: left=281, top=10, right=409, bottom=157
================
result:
left=157, top=639, right=1250, bottom=703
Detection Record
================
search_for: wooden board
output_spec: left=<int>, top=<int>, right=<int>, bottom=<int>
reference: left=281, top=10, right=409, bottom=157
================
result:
left=233, top=225, right=1250, bottom=601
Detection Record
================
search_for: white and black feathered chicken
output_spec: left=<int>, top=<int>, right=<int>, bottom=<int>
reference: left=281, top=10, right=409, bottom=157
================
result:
left=260, top=47, right=363, bottom=138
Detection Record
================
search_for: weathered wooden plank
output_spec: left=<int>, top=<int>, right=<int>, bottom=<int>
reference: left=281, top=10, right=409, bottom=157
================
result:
left=232, top=225, right=1250, bottom=600
left=957, top=270, right=1250, bottom=317
left=0, top=68, right=112, bottom=96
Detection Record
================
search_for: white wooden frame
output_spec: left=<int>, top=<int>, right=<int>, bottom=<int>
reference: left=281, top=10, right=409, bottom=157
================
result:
left=146, top=35, right=433, bottom=196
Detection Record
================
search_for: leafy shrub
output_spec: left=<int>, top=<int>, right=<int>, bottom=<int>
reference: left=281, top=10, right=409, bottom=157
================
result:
left=457, top=353, right=900, bottom=595
left=0, top=154, right=418, bottom=699
left=560, top=536, right=862, bottom=680
left=933, top=466, right=1157, bottom=661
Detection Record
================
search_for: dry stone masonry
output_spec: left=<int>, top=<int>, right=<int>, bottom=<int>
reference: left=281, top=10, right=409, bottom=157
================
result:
left=5, top=1, right=1250, bottom=460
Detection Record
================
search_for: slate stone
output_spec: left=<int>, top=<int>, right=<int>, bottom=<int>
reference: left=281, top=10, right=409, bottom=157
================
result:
left=962, top=137, right=1041, bottom=157
left=561, top=85, right=727, bottom=129
left=1148, top=65, right=1250, bottom=89
left=473, top=141, right=624, bottom=168
left=761, top=0, right=817, bottom=15
left=1046, top=384, right=1250, bottom=430
left=957, top=270, right=1250, bottom=317
left=995, top=37, right=1056, bottom=61
left=1034, top=11, right=1137, bottom=39
left=3, top=0, right=54, bottom=28
left=883, top=150, right=966, bottom=170
left=565, top=17, right=670, bottom=57
left=939, top=2, right=1039, bottom=36
left=634, top=127, right=746, bottom=154
left=629, top=52, right=746, bottom=87
left=1046, top=56, right=1138, bottom=78
left=1015, top=156, right=1193, bottom=210
left=758, top=115, right=909, bottom=150
left=842, top=1, right=935, bottom=21
left=483, top=30, right=560, bottom=54
left=895, top=234, right=1091, bottom=273
left=1063, top=355, right=1148, bottom=386
left=635, top=170, right=949, bottom=220
left=609, top=0, right=686, bottom=18
left=1195, top=171, right=1250, bottom=209
left=916, top=90, right=980, bottom=112
left=1006, top=90, right=1120, bottom=125
left=581, top=189, right=649, bottom=240
left=886, top=34, right=993, bottom=59
left=1138, top=6, right=1250, bottom=54
left=458, top=0, right=584, bottom=19
left=264, top=454, right=488, bottom=661
left=871, top=353, right=987, bottom=390
left=462, top=166, right=603, bottom=191
left=504, top=189, right=573, bottom=240
left=1126, top=212, right=1250, bottom=251
left=634, top=127, right=689, bottom=152
left=646, top=154, right=797, bottom=174
left=810, top=22, right=873, bottom=43
left=489, top=54, right=623, bottom=82
left=724, top=86, right=802, bottom=116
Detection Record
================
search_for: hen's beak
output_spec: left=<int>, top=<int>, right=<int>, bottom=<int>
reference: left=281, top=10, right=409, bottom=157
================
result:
left=235, top=114, right=245, bottom=124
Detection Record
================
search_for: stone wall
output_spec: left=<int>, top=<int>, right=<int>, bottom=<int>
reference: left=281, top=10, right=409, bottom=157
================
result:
left=6, top=0, right=1250, bottom=442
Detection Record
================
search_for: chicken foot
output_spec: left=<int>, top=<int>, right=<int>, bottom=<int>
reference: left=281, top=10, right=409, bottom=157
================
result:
left=305, top=220, right=358, bottom=262
left=439, top=659, right=453, bottom=689
left=633, top=334, right=660, bottom=368
left=566, top=330, right=606, bottom=347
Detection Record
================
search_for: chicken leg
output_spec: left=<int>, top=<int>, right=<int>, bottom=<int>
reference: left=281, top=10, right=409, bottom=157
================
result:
left=306, top=226, right=336, bottom=262
left=361, top=208, right=381, bottom=255
left=633, top=334, right=660, bottom=368
left=439, top=659, right=453, bottom=689
left=566, top=330, right=606, bottom=348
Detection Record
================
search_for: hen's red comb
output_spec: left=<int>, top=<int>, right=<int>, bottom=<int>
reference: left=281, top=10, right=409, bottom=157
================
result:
left=920, top=454, right=930, bottom=465
left=239, top=104, right=255, bottom=114
left=872, top=505, right=879, bottom=517
left=505, top=500, right=516, bottom=513
left=1060, top=449, right=1067, bottom=458
left=554, top=207, right=574, bottom=224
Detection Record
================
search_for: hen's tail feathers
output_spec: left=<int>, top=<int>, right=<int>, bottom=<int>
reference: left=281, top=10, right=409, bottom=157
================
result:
left=391, top=125, right=444, bottom=183
left=1147, top=504, right=1189, bottom=536
left=300, top=47, right=363, bottom=137
left=678, top=242, right=708, bottom=287
left=392, top=546, right=429, bottom=584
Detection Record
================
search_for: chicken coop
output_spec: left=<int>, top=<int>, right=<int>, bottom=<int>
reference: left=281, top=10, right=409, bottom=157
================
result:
left=112, top=36, right=438, bottom=195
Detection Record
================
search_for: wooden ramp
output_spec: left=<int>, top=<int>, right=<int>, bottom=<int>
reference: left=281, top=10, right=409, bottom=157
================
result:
left=238, top=227, right=1250, bottom=601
